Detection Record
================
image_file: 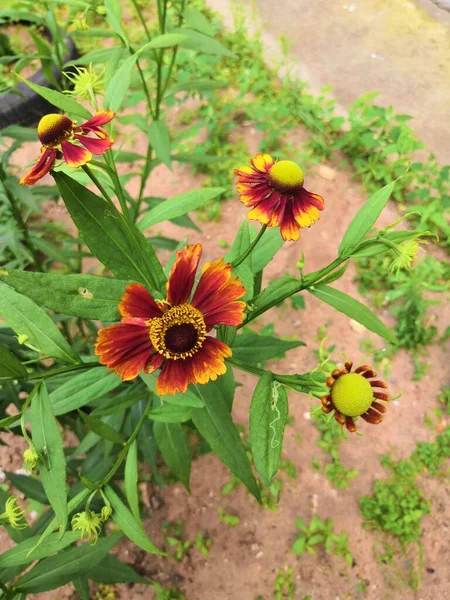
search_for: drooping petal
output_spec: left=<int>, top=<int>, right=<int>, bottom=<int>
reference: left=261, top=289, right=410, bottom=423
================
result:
left=74, top=133, right=113, bottom=154
left=119, top=283, right=163, bottom=320
left=361, top=408, right=384, bottom=424
left=189, top=336, right=231, bottom=384
left=272, top=198, right=301, bottom=241
left=247, top=192, right=281, bottom=224
left=191, top=258, right=246, bottom=328
left=19, top=148, right=57, bottom=185
left=166, top=243, right=202, bottom=306
left=61, top=140, right=92, bottom=168
left=250, top=153, right=274, bottom=173
left=156, top=357, right=196, bottom=396
left=95, top=322, right=153, bottom=381
left=78, top=109, right=115, bottom=138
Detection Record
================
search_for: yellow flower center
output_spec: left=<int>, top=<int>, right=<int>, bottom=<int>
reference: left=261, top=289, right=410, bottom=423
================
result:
left=37, top=114, right=73, bottom=147
left=149, top=304, right=206, bottom=360
left=330, top=373, right=374, bottom=417
left=268, top=160, right=304, bottom=193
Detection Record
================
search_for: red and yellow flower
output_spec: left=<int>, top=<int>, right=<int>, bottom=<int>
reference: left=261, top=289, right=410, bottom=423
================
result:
left=20, top=109, right=115, bottom=185
left=235, top=154, right=325, bottom=242
left=321, top=360, right=390, bottom=433
left=95, top=244, right=246, bottom=395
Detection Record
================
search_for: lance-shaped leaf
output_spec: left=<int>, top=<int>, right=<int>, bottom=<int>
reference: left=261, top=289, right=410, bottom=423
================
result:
left=86, top=553, right=149, bottom=584
left=78, top=410, right=124, bottom=444
left=54, top=172, right=166, bottom=293
left=30, top=382, right=68, bottom=535
left=154, top=421, right=191, bottom=490
left=308, top=285, right=397, bottom=343
left=0, top=531, right=81, bottom=568
left=249, top=374, right=289, bottom=485
left=0, top=284, right=79, bottom=364
left=18, top=77, right=91, bottom=119
left=0, top=343, right=27, bottom=379
left=124, top=440, right=140, bottom=521
left=232, top=331, right=305, bottom=364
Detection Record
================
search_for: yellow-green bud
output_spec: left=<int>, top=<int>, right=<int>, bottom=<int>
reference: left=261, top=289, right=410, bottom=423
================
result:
left=23, top=447, right=39, bottom=471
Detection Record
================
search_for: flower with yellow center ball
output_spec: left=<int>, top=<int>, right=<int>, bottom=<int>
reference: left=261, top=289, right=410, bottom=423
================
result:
left=235, top=153, right=324, bottom=241
left=321, top=360, right=389, bottom=432
left=0, top=495, right=28, bottom=530
left=71, top=510, right=103, bottom=544
left=20, top=109, right=115, bottom=186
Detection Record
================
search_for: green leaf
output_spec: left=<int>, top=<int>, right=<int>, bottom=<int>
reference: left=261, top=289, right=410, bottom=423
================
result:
left=104, top=0, right=126, bottom=41
left=0, top=531, right=81, bottom=568
left=149, top=120, right=171, bottom=168
left=0, top=271, right=127, bottom=321
left=250, top=275, right=301, bottom=322
left=68, top=46, right=124, bottom=66
left=0, top=125, right=36, bottom=142
left=191, top=379, right=261, bottom=502
left=124, top=440, right=140, bottom=521
left=166, top=79, right=226, bottom=95
left=183, top=8, right=214, bottom=35
left=104, top=486, right=164, bottom=555
left=78, top=410, right=124, bottom=444
left=50, top=368, right=121, bottom=416
left=73, top=576, right=90, bottom=600
left=138, top=187, right=225, bottom=230
left=14, top=534, right=121, bottom=593
left=86, top=553, right=149, bottom=584
left=54, top=172, right=166, bottom=293
left=140, top=372, right=204, bottom=408
left=154, top=421, right=191, bottom=491
left=18, top=77, right=91, bottom=119
left=308, top=285, right=397, bottom=343
left=104, top=54, right=138, bottom=112
left=148, top=403, right=193, bottom=423
left=250, top=226, right=284, bottom=274
left=30, top=382, right=67, bottom=535
left=232, top=332, right=305, bottom=364
left=5, top=473, right=48, bottom=505
left=177, top=28, right=234, bottom=57
left=0, top=284, right=79, bottom=364
left=339, top=181, right=396, bottom=257
left=142, top=33, right=188, bottom=49
left=0, top=343, right=27, bottom=379
left=249, top=374, right=288, bottom=485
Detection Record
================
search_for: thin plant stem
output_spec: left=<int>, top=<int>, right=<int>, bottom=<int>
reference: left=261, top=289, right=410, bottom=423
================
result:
left=81, top=164, right=115, bottom=207
left=232, top=224, right=268, bottom=268
left=130, top=0, right=152, bottom=41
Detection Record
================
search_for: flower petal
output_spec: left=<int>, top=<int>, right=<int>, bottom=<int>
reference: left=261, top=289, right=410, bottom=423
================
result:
left=61, top=140, right=92, bottom=168
left=144, top=353, right=164, bottom=374
left=119, top=283, right=163, bottom=320
left=74, top=133, right=113, bottom=154
left=95, top=322, right=153, bottom=381
left=80, top=109, right=115, bottom=130
left=247, top=192, right=280, bottom=224
left=250, top=153, right=274, bottom=173
left=166, top=243, right=202, bottom=306
left=191, top=259, right=246, bottom=328
left=271, top=198, right=301, bottom=242
left=189, top=337, right=231, bottom=384
left=19, top=148, right=57, bottom=185
left=156, top=357, right=195, bottom=396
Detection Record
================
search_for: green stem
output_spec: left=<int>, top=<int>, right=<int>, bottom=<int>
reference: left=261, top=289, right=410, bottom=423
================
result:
left=130, top=0, right=152, bottom=41
left=133, top=142, right=154, bottom=222
left=81, top=164, right=115, bottom=207
left=0, top=165, right=43, bottom=270
left=94, top=398, right=152, bottom=489
left=232, top=224, right=268, bottom=268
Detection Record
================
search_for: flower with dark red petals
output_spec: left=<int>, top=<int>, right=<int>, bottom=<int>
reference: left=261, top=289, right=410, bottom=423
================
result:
left=95, top=244, right=246, bottom=396
left=20, top=109, right=115, bottom=185
left=235, top=153, right=325, bottom=241
left=321, top=360, right=389, bottom=433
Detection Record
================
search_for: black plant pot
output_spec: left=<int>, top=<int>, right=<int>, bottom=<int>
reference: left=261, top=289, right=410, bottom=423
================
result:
left=0, top=20, right=80, bottom=129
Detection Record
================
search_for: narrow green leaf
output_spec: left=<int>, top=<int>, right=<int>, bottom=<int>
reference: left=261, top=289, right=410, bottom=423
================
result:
left=0, top=284, right=79, bottom=364
left=154, top=421, right=191, bottom=491
left=104, top=0, right=126, bottom=41
left=232, top=332, right=305, bottom=364
left=68, top=46, right=124, bottom=66
left=140, top=372, right=204, bottom=407
left=78, top=410, right=124, bottom=444
left=104, top=54, right=137, bottom=112
left=0, top=344, right=27, bottom=379
left=308, top=284, right=397, bottom=343
left=0, top=531, right=81, bottom=568
left=0, top=270, right=127, bottom=321
left=339, top=181, right=396, bottom=257
left=124, top=440, right=140, bottom=521
left=14, top=534, right=121, bottom=593
left=138, top=187, right=225, bottom=230
left=250, top=274, right=301, bottom=322
left=191, top=379, right=261, bottom=502
left=148, top=404, right=193, bottom=423
left=50, top=367, right=121, bottom=416
left=177, top=27, right=234, bottom=57
left=183, top=8, right=214, bottom=35
left=18, top=77, right=91, bottom=119
left=73, top=576, right=90, bottom=600
left=149, top=120, right=171, bottom=168
left=249, top=374, right=289, bottom=485
left=105, top=486, right=164, bottom=555
left=142, top=33, right=189, bottom=48
left=30, top=382, right=67, bottom=535
left=250, top=226, right=284, bottom=274
left=54, top=172, right=166, bottom=292
left=86, top=553, right=149, bottom=584
left=5, top=473, right=48, bottom=505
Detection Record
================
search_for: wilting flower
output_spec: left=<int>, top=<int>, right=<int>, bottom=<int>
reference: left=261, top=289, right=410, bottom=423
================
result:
left=235, top=154, right=325, bottom=241
left=23, top=446, right=40, bottom=471
left=0, top=495, right=28, bottom=529
left=321, top=361, right=389, bottom=433
left=20, top=109, right=115, bottom=185
left=72, top=510, right=103, bottom=544
left=95, top=244, right=246, bottom=395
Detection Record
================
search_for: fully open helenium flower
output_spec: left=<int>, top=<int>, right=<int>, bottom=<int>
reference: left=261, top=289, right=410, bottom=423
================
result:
left=19, top=109, right=115, bottom=185
left=95, top=244, right=246, bottom=395
left=235, top=153, right=325, bottom=241
left=321, top=361, right=390, bottom=432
